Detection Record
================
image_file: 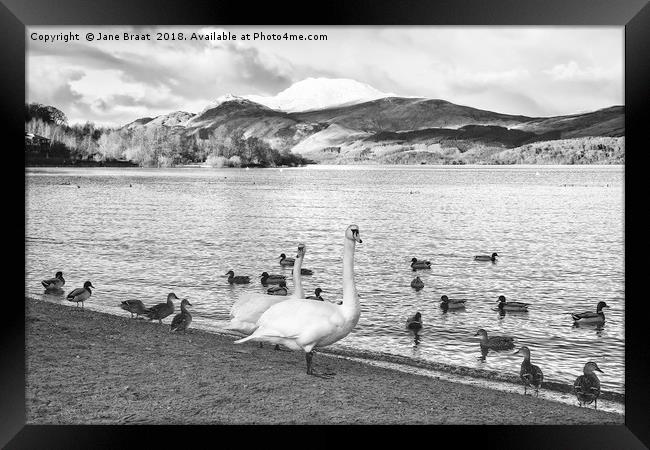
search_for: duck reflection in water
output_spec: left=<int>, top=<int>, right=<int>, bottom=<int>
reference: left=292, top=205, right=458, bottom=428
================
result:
left=572, top=320, right=605, bottom=337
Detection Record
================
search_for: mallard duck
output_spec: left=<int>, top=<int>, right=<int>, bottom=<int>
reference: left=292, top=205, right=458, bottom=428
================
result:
left=497, top=295, right=529, bottom=312
left=474, top=252, right=499, bottom=262
left=475, top=328, right=514, bottom=350
left=410, top=258, right=431, bottom=270
left=66, top=281, right=94, bottom=308
left=514, top=346, right=544, bottom=396
left=225, top=270, right=251, bottom=284
left=440, top=295, right=466, bottom=309
left=306, top=288, right=324, bottom=301
left=41, top=271, right=65, bottom=290
left=574, top=361, right=603, bottom=409
left=170, top=298, right=193, bottom=333
left=571, top=301, right=609, bottom=325
left=144, top=292, right=177, bottom=323
left=236, top=225, right=362, bottom=378
left=292, top=268, right=313, bottom=275
left=267, top=280, right=288, bottom=296
left=260, top=272, right=286, bottom=285
left=279, top=253, right=295, bottom=266
left=410, top=276, right=424, bottom=290
left=406, top=312, right=423, bottom=332
left=120, top=299, right=147, bottom=318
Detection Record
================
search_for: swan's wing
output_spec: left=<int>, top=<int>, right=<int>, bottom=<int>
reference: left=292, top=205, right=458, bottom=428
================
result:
left=253, top=299, right=342, bottom=341
left=231, top=293, right=290, bottom=324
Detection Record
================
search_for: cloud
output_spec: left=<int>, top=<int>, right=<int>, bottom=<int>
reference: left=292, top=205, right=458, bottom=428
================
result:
left=543, top=61, right=618, bottom=82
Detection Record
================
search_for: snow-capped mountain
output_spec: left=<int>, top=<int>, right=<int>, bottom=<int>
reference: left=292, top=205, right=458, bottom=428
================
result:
left=244, top=77, right=397, bottom=112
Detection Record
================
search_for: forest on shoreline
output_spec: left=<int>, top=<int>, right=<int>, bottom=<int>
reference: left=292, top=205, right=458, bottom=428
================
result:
left=24, top=103, right=313, bottom=168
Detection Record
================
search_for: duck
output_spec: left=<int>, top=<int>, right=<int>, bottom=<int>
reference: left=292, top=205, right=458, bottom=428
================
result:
left=474, top=252, right=499, bottom=262
left=144, top=292, right=177, bottom=323
left=225, top=244, right=308, bottom=336
left=120, top=299, right=147, bottom=319
left=410, top=276, right=424, bottom=290
left=410, top=258, right=431, bottom=270
left=279, top=253, right=295, bottom=266
left=574, top=361, right=603, bottom=409
left=306, top=288, right=324, bottom=301
left=66, top=281, right=94, bottom=308
left=260, top=272, right=286, bottom=285
left=225, top=270, right=250, bottom=284
left=497, top=295, right=529, bottom=312
left=571, top=301, right=609, bottom=325
left=406, top=312, right=423, bottom=332
left=170, top=298, right=193, bottom=333
left=41, top=271, right=65, bottom=290
left=267, top=280, right=288, bottom=296
left=514, top=346, right=544, bottom=396
left=235, top=224, right=363, bottom=378
left=475, top=328, right=515, bottom=350
left=440, top=295, right=466, bottom=309
left=292, top=268, right=313, bottom=276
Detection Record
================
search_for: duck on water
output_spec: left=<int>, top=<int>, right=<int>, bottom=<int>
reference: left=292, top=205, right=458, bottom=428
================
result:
left=41, top=271, right=65, bottom=290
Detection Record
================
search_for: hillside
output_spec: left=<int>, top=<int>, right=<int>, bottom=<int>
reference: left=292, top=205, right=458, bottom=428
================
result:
left=290, top=97, right=534, bottom=133
left=28, top=78, right=624, bottom=167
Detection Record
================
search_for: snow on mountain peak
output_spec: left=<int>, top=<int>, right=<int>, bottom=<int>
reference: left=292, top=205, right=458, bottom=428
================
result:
left=199, top=93, right=250, bottom=113
left=244, top=77, right=396, bottom=112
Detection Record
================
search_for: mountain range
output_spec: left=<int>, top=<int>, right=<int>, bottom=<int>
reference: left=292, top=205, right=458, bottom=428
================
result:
left=121, top=78, right=624, bottom=164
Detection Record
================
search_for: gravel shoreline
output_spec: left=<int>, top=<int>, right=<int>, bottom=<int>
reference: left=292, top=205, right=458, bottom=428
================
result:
left=25, top=298, right=623, bottom=425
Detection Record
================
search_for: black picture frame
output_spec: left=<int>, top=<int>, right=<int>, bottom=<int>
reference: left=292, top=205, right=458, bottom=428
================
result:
left=5, top=0, right=648, bottom=447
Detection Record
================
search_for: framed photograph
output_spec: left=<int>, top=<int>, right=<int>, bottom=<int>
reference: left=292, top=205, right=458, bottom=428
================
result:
left=6, top=0, right=648, bottom=447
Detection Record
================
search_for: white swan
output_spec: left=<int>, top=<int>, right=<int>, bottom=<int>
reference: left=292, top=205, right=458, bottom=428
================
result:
left=234, top=224, right=363, bottom=377
left=224, top=243, right=307, bottom=335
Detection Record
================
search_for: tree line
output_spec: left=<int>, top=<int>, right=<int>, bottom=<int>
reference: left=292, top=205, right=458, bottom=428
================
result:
left=25, top=103, right=313, bottom=167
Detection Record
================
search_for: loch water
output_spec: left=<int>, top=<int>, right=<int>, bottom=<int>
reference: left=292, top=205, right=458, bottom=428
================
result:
left=25, top=165, right=625, bottom=395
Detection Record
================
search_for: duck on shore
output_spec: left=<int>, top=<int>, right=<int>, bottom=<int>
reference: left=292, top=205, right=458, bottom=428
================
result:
left=475, top=328, right=514, bottom=350
left=514, top=346, right=544, bottom=396
left=225, top=270, right=250, bottom=284
left=41, top=271, right=65, bottom=290
left=571, top=301, right=609, bottom=325
left=410, top=258, right=431, bottom=270
left=120, top=299, right=147, bottom=319
left=440, top=295, right=466, bottom=310
left=574, top=361, right=603, bottom=409
left=144, top=293, right=177, bottom=323
left=66, top=281, right=94, bottom=308
left=497, top=295, right=529, bottom=312
left=170, top=298, right=193, bottom=333
left=474, top=252, right=498, bottom=262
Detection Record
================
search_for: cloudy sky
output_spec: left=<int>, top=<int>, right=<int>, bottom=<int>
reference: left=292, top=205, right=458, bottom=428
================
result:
left=26, top=26, right=623, bottom=126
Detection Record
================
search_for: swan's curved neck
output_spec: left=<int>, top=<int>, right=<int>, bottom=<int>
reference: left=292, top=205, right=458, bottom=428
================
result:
left=341, top=237, right=359, bottom=314
left=293, top=253, right=305, bottom=298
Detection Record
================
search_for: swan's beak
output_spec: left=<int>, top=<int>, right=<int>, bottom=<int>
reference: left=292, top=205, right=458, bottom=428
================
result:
left=351, top=230, right=362, bottom=243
